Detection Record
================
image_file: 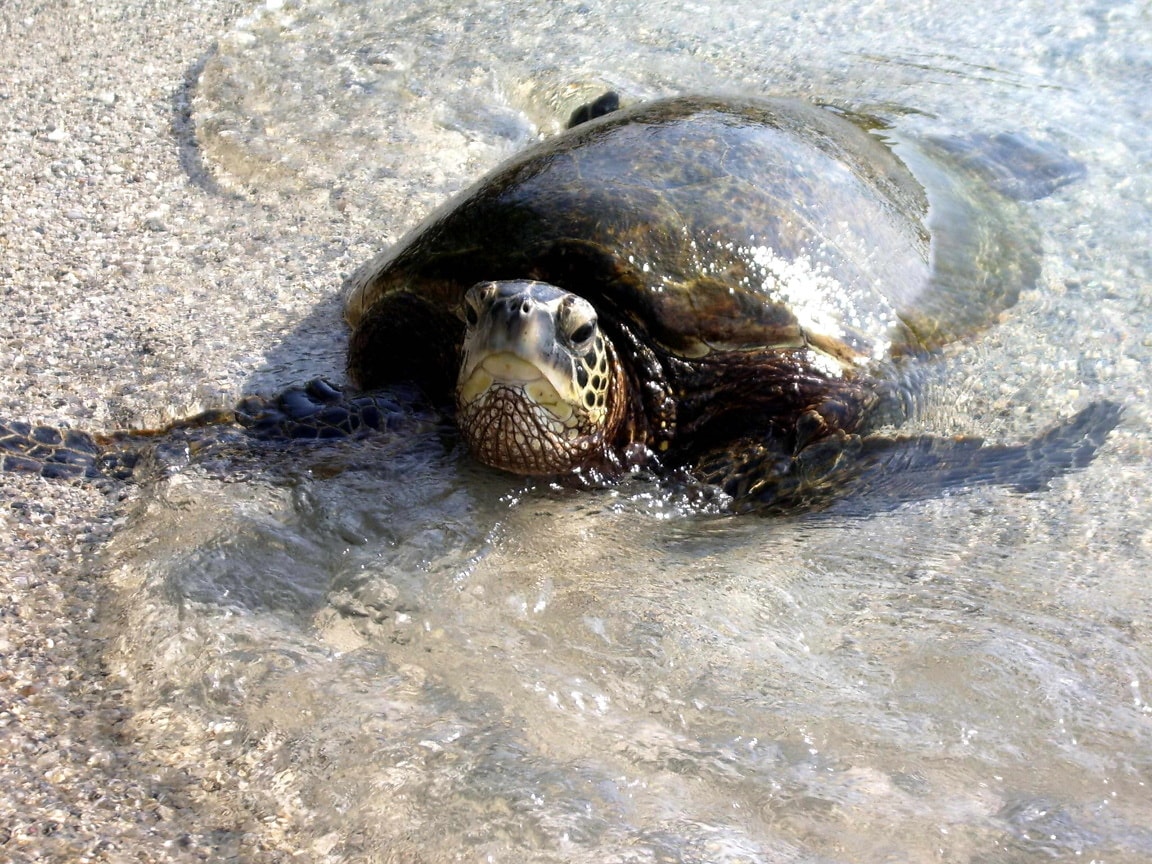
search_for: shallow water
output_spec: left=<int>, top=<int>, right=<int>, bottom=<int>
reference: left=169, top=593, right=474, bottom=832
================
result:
left=103, top=0, right=1151, bottom=859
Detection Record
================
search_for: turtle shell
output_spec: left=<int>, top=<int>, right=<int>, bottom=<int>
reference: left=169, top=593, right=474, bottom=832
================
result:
left=345, top=96, right=1036, bottom=391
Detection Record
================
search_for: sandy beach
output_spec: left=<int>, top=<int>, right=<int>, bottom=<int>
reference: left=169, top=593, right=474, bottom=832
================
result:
left=1, top=2, right=356, bottom=859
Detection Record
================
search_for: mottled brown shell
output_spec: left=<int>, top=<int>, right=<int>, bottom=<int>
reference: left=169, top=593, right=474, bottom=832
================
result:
left=345, top=96, right=1035, bottom=389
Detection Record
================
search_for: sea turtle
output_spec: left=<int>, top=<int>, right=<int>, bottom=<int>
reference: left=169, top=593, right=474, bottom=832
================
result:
left=0, top=94, right=1120, bottom=513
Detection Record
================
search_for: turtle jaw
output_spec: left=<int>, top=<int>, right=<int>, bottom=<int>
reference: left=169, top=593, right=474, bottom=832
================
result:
left=455, top=371, right=602, bottom=475
left=455, top=280, right=617, bottom=476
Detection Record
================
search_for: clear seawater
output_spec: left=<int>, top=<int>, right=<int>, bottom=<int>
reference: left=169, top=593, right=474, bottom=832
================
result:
left=103, top=0, right=1152, bottom=860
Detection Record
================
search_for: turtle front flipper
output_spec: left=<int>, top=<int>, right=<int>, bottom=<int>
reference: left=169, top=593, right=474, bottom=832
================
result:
left=232, top=378, right=419, bottom=440
left=697, top=401, right=1123, bottom=515
left=0, top=420, right=134, bottom=482
left=1, top=379, right=433, bottom=486
left=927, top=131, right=1087, bottom=202
left=0, top=412, right=229, bottom=485
left=694, top=425, right=869, bottom=515
left=847, top=400, right=1123, bottom=503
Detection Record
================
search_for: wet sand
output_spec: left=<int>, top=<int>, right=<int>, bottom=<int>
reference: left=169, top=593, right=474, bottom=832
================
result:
left=0, top=2, right=354, bottom=859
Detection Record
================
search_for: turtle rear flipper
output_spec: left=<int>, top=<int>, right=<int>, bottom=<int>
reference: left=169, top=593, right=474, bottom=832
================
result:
left=700, top=401, right=1123, bottom=515
left=927, top=131, right=1087, bottom=201
left=566, top=91, right=621, bottom=128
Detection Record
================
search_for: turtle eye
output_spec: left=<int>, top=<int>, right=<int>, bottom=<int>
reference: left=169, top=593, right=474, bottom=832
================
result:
left=569, top=321, right=595, bottom=346
left=462, top=282, right=495, bottom=327
left=562, top=296, right=598, bottom=349
left=461, top=292, right=483, bottom=327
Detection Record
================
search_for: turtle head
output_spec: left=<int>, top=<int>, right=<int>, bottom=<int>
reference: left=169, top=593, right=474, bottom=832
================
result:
left=455, top=280, right=621, bottom=475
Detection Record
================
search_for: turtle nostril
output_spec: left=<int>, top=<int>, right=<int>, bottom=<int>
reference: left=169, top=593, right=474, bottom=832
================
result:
left=520, top=300, right=532, bottom=315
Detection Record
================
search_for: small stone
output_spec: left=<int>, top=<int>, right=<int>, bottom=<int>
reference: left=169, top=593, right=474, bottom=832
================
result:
left=44, top=127, right=68, bottom=143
